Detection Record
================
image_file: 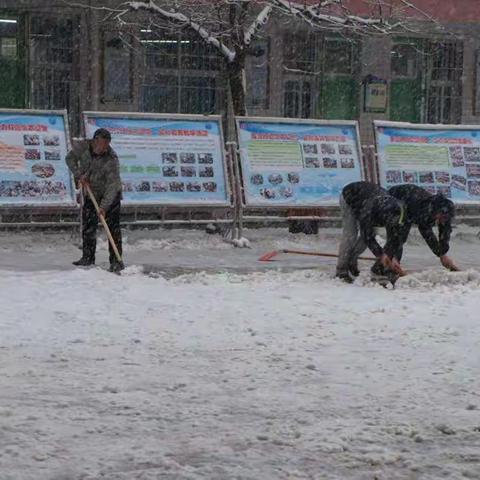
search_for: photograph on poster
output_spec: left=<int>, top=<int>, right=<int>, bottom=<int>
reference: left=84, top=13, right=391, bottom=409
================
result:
left=464, top=147, right=480, bottom=162
left=321, top=143, right=336, bottom=155
left=152, top=181, right=169, bottom=192
left=199, top=166, right=214, bottom=178
left=134, top=181, right=151, bottom=192
left=288, top=173, right=300, bottom=184
left=25, top=149, right=41, bottom=160
left=340, top=158, right=355, bottom=168
left=468, top=180, right=480, bottom=196
left=250, top=174, right=264, bottom=185
left=323, top=158, right=338, bottom=168
left=169, top=181, right=185, bottom=192
left=180, top=153, right=196, bottom=164
left=162, top=153, right=178, bottom=164
left=268, top=174, right=283, bottom=185
left=202, top=182, right=217, bottom=192
left=305, top=158, right=320, bottom=168
left=187, top=182, right=202, bottom=192
left=163, top=166, right=178, bottom=177
left=435, top=171, right=451, bottom=184
left=43, top=135, right=60, bottom=147
left=419, top=171, right=435, bottom=184
left=23, top=135, right=40, bottom=146
left=452, top=175, right=467, bottom=190
left=403, top=172, right=418, bottom=183
left=198, top=153, right=214, bottom=164
left=386, top=170, right=402, bottom=183
left=339, top=144, right=353, bottom=155
left=181, top=166, right=196, bottom=177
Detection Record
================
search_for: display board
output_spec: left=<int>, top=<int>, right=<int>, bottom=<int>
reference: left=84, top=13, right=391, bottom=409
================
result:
left=83, top=112, right=230, bottom=206
left=375, top=121, right=480, bottom=203
left=0, top=109, right=74, bottom=206
left=236, top=117, right=363, bottom=206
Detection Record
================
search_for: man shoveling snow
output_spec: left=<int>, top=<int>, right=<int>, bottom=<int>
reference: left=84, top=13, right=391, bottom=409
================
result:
left=336, top=181, right=406, bottom=285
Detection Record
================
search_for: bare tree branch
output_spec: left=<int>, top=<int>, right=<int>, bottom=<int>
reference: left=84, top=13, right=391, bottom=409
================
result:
left=127, top=1, right=236, bottom=61
left=244, top=5, right=272, bottom=45
left=65, top=0, right=446, bottom=117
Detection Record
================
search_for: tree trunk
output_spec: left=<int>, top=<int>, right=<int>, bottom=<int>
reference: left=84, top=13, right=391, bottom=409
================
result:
left=227, top=59, right=247, bottom=117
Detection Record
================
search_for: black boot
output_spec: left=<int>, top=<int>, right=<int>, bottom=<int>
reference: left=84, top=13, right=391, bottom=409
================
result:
left=336, top=271, right=354, bottom=284
left=349, top=261, right=360, bottom=277
left=73, top=257, right=95, bottom=267
left=109, top=260, right=125, bottom=274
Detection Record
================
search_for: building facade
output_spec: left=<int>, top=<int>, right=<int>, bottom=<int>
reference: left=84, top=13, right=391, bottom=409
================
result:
left=1, top=0, right=480, bottom=143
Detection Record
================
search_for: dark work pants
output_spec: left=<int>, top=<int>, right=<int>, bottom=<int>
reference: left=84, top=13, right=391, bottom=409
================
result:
left=82, top=194, right=122, bottom=265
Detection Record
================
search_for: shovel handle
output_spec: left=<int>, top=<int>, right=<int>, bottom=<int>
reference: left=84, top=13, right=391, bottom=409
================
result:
left=282, top=249, right=376, bottom=261
left=84, top=184, right=123, bottom=264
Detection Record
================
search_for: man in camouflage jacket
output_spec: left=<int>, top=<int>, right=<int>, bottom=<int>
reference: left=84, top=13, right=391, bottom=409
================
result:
left=66, top=128, right=124, bottom=272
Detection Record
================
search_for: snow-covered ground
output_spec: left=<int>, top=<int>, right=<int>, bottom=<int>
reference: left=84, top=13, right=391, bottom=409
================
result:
left=1, top=227, right=480, bottom=479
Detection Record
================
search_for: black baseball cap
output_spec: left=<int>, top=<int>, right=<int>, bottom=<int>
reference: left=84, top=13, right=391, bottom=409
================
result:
left=93, top=128, right=111, bottom=141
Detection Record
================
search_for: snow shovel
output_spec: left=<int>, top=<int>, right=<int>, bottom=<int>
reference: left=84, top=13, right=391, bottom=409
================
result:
left=84, top=183, right=124, bottom=272
left=258, top=249, right=376, bottom=262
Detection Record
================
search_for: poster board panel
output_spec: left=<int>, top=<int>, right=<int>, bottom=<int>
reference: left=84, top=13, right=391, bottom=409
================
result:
left=0, top=109, right=74, bottom=206
left=374, top=120, right=480, bottom=203
left=83, top=112, right=230, bottom=206
left=236, top=117, right=364, bottom=207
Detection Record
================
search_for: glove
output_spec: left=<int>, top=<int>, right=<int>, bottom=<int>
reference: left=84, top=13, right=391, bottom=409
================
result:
left=440, top=255, right=459, bottom=271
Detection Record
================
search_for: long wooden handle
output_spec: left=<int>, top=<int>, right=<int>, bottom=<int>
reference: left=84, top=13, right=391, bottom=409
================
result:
left=84, top=184, right=123, bottom=263
left=282, top=249, right=376, bottom=261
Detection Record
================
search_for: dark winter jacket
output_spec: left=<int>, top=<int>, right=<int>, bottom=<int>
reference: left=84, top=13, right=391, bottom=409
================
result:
left=388, top=184, right=454, bottom=257
left=66, top=140, right=122, bottom=211
left=342, top=181, right=405, bottom=258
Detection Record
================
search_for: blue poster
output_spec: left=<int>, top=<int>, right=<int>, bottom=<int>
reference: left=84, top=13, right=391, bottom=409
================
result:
left=0, top=111, right=74, bottom=205
left=237, top=118, right=363, bottom=206
left=375, top=121, right=480, bottom=203
left=84, top=114, right=229, bottom=205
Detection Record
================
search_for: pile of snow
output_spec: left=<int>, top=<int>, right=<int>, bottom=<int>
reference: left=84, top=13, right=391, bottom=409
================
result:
left=397, top=268, right=480, bottom=289
left=232, top=237, right=251, bottom=248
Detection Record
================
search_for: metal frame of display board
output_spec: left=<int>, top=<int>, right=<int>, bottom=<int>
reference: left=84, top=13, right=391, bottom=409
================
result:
left=82, top=111, right=233, bottom=208
left=0, top=108, right=75, bottom=210
left=373, top=120, right=480, bottom=204
left=234, top=116, right=365, bottom=208
left=231, top=116, right=364, bottom=239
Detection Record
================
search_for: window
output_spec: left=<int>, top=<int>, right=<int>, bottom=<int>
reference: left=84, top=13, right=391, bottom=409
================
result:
left=140, top=30, right=222, bottom=114
left=283, top=80, right=312, bottom=118
left=142, top=76, right=178, bottom=113
left=391, top=43, right=419, bottom=78
left=103, top=33, right=133, bottom=103
left=0, top=37, right=16, bottom=57
left=145, top=36, right=179, bottom=69
left=282, top=32, right=358, bottom=119
left=0, top=17, right=25, bottom=109
left=181, top=39, right=221, bottom=71
left=0, top=18, right=18, bottom=58
left=29, top=15, right=80, bottom=131
left=180, top=76, right=216, bottom=113
left=246, top=39, right=269, bottom=109
left=283, top=32, right=317, bottom=73
left=390, top=39, right=463, bottom=124
left=324, top=38, right=354, bottom=75
left=425, top=41, right=463, bottom=124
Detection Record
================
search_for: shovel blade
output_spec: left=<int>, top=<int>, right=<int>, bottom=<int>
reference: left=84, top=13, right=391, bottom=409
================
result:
left=258, top=250, right=279, bottom=262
